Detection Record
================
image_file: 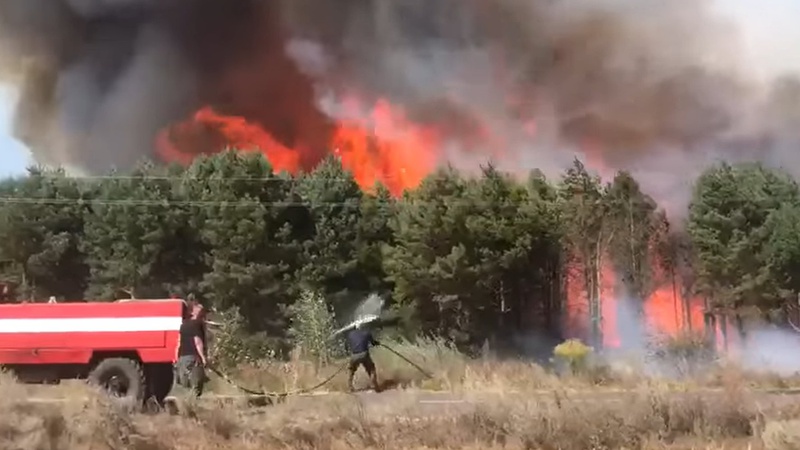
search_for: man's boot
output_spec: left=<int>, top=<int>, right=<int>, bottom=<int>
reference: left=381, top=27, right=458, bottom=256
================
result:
left=370, top=371, right=380, bottom=392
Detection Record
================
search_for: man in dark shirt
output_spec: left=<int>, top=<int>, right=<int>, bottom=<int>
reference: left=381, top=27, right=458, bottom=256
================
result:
left=174, top=302, right=208, bottom=397
left=346, top=324, right=380, bottom=392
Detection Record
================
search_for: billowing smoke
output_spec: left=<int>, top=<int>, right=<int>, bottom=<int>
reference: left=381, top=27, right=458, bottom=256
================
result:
left=0, top=0, right=330, bottom=172
left=0, top=0, right=799, bottom=212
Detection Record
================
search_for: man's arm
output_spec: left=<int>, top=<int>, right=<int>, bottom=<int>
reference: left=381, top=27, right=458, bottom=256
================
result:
left=194, top=335, right=206, bottom=365
left=369, top=332, right=380, bottom=347
left=173, top=338, right=179, bottom=363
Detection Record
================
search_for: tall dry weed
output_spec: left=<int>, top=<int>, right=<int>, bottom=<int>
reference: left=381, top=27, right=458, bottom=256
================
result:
left=763, top=419, right=800, bottom=450
left=8, top=336, right=800, bottom=450
left=0, top=375, right=793, bottom=450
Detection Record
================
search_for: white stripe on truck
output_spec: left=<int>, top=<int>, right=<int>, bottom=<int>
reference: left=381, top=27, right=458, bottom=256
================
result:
left=0, top=317, right=182, bottom=333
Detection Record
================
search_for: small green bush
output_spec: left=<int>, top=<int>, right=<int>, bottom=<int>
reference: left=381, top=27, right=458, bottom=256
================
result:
left=208, top=307, right=276, bottom=370
left=287, top=289, right=345, bottom=365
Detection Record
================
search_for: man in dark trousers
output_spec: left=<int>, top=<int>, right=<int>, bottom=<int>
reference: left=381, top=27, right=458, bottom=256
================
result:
left=346, top=323, right=380, bottom=392
left=174, top=300, right=208, bottom=397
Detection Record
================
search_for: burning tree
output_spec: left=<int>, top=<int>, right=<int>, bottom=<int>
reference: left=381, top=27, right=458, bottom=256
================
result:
left=559, top=159, right=613, bottom=348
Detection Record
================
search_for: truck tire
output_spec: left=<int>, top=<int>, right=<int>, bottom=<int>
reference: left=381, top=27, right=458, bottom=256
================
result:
left=145, top=363, right=174, bottom=405
left=88, top=357, right=146, bottom=404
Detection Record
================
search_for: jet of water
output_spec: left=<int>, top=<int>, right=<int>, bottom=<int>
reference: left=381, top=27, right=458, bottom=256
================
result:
left=330, top=293, right=386, bottom=337
left=353, top=293, right=385, bottom=321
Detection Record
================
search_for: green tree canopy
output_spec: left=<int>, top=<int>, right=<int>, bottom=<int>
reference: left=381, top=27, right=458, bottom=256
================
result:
left=0, top=167, right=88, bottom=299
left=688, top=162, right=800, bottom=313
left=5, top=151, right=800, bottom=352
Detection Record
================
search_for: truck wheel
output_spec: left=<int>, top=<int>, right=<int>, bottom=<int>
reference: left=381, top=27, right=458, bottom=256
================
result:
left=88, top=357, right=145, bottom=404
left=146, top=363, right=175, bottom=405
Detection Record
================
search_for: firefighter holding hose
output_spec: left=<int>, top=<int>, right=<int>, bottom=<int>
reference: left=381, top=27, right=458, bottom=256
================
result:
left=346, top=322, right=381, bottom=392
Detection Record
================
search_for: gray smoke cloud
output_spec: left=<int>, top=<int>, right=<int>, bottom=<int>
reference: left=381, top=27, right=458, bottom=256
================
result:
left=0, top=0, right=799, bottom=215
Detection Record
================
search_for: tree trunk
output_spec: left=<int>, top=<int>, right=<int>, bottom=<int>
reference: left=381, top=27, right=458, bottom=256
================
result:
left=552, top=256, right=568, bottom=337
left=735, top=313, right=746, bottom=343
left=720, top=313, right=729, bottom=352
left=584, top=261, right=595, bottom=345
left=544, top=262, right=557, bottom=333
left=683, top=281, right=693, bottom=332
left=670, top=264, right=681, bottom=332
left=627, top=196, right=639, bottom=305
left=703, top=298, right=716, bottom=347
left=593, top=241, right=603, bottom=348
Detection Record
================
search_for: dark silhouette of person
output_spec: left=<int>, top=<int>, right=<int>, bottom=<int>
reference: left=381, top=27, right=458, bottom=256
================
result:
left=346, top=323, right=380, bottom=392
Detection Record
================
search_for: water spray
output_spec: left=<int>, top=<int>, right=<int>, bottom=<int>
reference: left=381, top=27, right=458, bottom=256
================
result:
left=330, top=313, right=381, bottom=338
left=331, top=293, right=386, bottom=338
left=329, top=293, right=433, bottom=380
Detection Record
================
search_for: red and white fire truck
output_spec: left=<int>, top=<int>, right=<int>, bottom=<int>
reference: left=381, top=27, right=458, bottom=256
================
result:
left=0, top=298, right=186, bottom=404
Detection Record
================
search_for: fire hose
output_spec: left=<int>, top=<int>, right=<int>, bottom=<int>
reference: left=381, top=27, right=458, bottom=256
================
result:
left=379, top=343, right=435, bottom=379
left=207, top=359, right=350, bottom=399
left=207, top=343, right=432, bottom=398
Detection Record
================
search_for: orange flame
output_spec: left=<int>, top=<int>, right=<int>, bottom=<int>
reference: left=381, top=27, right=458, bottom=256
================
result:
left=156, top=106, right=302, bottom=173
left=156, top=97, right=440, bottom=196
left=331, top=98, right=440, bottom=195
left=561, top=138, right=708, bottom=346
left=565, top=261, right=706, bottom=348
left=644, top=285, right=705, bottom=337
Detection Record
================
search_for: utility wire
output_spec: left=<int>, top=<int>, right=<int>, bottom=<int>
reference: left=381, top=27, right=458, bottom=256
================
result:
left=0, top=197, right=366, bottom=207
left=6, top=174, right=405, bottom=182
left=0, top=195, right=529, bottom=208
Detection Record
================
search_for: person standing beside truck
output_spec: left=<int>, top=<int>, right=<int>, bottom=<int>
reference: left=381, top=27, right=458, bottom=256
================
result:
left=174, top=301, right=208, bottom=397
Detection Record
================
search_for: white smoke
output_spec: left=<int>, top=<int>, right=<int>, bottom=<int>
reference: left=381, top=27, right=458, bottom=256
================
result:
left=0, top=84, right=30, bottom=177
left=733, top=327, right=800, bottom=375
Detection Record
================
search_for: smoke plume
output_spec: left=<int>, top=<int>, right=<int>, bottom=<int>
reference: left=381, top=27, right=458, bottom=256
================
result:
left=0, top=0, right=799, bottom=211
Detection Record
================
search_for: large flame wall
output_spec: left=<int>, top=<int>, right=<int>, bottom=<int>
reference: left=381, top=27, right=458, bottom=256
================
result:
left=565, top=257, right=706, bottom=348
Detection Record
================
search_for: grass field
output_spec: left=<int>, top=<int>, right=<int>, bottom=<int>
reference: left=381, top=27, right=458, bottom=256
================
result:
left=211, top=338, right=800, bottom=395
left=6, top=338, right=800, bottom=449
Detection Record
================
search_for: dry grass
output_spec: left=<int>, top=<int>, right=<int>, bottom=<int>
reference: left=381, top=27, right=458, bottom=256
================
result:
left=4, top=369, right=800, bottom=450
left=7, top=338, right=800, bottom=449
left=763, top=419, right=800, bottom=450
left=209, top=338, right=800, bottom=396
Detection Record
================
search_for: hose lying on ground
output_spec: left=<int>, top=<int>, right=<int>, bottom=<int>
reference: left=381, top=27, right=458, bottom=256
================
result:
left=207, top=343, right=433, bottom=398
left=207, top=359, right=350, bottom=398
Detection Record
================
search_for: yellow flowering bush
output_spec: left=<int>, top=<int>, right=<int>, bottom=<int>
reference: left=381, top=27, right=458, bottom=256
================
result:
left=553, top=339, right=593, bottom=374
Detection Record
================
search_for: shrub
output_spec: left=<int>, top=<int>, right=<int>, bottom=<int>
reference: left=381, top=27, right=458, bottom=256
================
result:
left=208, top=307, right=276, bottom=370
left=288, top=289, right=345, bottom=365
left=553, top=339, right=593, bottom=375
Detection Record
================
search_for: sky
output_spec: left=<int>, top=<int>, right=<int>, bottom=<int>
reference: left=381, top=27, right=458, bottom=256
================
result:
left=0, top=0, right=799, bottom=178
left=714, top=0, right=800, bottom=77
left=0, top=85, right=30, bottom=178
